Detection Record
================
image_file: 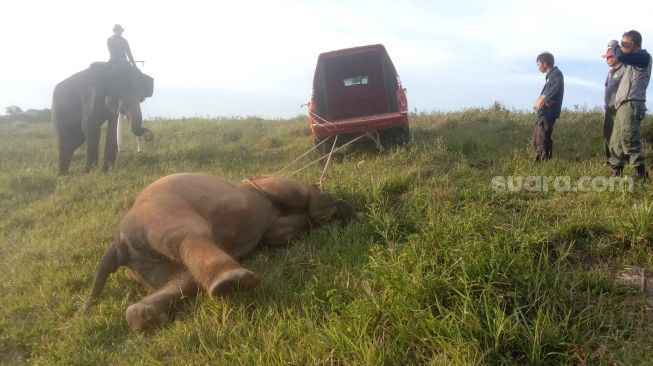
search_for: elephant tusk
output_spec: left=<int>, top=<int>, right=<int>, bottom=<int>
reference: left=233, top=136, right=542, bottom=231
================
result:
left=117, top=114, right=124, bottom=152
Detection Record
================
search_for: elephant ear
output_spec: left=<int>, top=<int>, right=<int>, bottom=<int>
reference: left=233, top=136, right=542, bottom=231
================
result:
left=142, top=74, right=154, bottom=98
left=88, top=62, right=112, bottom=94
left=105, top=63, right=136, bottom=95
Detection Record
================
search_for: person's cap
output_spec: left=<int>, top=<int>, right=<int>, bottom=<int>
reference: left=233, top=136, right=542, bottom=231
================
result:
left=602, top=49, right=614, bottom=58
left=113, top=24, right=124, bottom=32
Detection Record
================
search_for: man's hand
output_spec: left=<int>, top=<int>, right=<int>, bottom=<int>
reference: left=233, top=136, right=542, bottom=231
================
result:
left=533, top=95, right=546, bottom=111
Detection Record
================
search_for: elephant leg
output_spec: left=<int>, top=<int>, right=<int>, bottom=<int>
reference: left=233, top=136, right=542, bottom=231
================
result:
left=56, top=127, right=84, bottom=175
left=58, top=139, right=80, bottom=175
left=124, top=249, right=186, bottom=292
left=58, top=147, right=73, bottom=175
left=102, top=117, right=118, bottom=173
left=178, top=234, right=259, bottom=297
left=85, top=120, right=102, bottom=172
left=261, top=213, right=311, bottom=247
left=125, top=271, right=199, bottom=334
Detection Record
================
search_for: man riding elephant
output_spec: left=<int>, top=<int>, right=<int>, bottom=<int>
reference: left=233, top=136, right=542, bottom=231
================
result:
left=51, top=61, right=154, bottom=174
left=108, top=24, right=136, bottom=67
left=81, top=173, right=361, bottom=334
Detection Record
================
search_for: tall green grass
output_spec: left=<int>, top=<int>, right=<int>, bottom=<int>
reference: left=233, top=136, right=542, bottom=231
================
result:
left=1, top=109, right=653, bottom=364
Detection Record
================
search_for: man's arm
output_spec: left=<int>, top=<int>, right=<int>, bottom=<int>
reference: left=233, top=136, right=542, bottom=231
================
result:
left=611, top=43, right=650, bottom=68
left=125, top=40, right=136, bottom=66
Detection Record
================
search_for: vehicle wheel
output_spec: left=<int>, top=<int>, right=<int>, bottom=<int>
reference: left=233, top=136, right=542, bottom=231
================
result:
left=396, top=126, right=410, bottom=145
left=382, top=127, right=410, bottom=147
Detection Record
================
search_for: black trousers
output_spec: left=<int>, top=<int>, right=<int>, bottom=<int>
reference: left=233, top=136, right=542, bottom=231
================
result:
left=532, top=115, right=556, bottom=161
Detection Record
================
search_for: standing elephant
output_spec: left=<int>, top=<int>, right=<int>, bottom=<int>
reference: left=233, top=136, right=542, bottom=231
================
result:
left=81, top=174, right=360, bottom=334
left=52, top=62, right=154, bottom=175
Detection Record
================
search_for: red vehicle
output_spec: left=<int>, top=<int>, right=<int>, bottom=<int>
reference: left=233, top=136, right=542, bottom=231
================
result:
left=308, top=44, right=409, bottom=153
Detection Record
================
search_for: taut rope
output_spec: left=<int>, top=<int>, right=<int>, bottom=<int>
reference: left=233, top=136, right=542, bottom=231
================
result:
left=282, top=133, right=369, bottom=178
left=318, top=135, right=338, bottom=188
left=274, top=109, right=376, bottom=187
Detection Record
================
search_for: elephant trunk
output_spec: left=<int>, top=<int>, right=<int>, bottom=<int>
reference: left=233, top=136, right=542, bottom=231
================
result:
left=125, top=105, right=153, bottom=141
left=127, top=106, right=145, bottom=136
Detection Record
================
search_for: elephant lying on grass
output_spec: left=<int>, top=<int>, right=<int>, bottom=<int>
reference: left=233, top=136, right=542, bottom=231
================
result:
left=82, top=173, right=360, bottom=333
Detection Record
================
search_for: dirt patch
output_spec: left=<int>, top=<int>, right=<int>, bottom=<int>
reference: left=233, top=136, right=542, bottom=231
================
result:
left=614, top=266, right=653, bottom=308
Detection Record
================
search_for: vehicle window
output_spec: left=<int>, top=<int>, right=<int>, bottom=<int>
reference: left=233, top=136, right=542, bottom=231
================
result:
left=342, top=75, right=369, bottom=87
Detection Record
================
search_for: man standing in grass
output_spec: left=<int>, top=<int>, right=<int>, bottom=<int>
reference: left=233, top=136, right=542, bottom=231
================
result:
left=602, top=48, right=625, bottom=164
left=608, top=30, right=652, bottom=179
left=533, top=52, right=564, bottom=162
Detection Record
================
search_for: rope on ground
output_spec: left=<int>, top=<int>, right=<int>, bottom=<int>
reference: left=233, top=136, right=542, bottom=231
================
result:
left=286, top=133, right=369, bottom=178
left=280, top=106, right=381, bottom=186
left=275, top=137, right=330, bottom=175
left=369, top=130, right=384, bottom=151
left=318, top=135, right=338, bottom=189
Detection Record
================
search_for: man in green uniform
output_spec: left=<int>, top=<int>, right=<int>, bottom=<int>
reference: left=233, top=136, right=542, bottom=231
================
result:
left=607, top=30, right=652, bottom=179
left=602, top=48, right=624, bottom=164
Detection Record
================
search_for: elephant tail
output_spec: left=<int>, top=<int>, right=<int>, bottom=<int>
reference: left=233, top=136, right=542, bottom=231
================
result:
left=79, top=238, right=127, bottom=312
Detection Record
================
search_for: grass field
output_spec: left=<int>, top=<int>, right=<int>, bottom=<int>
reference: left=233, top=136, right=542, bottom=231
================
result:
left=2, top=108, right=653, bottom=365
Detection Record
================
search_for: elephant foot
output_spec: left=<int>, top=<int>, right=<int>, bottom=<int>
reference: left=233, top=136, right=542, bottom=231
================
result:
left=125, top=302, right=169, bottom=334
left=208, top=268, right=259, bottom=297
left=85, top=162, right=99, bottom=173
left=141, top=128, right=153, bottom=141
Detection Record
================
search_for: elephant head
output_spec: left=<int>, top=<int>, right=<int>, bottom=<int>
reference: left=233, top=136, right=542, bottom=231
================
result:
left=89, top=62, right=154, bottom=140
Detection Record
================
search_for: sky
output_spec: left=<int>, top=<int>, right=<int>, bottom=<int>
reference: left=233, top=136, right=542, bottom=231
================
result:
left=1, top=0, right=653, bottom=119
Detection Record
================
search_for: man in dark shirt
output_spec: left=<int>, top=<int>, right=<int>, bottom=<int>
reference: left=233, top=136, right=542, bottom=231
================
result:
left=602, top=48, right=625, bottom=163
left=107, top=24, right=136, bottom=66
left=607, top=30, right=652, bottom=179
left=532, top=52, right=564, bottom=162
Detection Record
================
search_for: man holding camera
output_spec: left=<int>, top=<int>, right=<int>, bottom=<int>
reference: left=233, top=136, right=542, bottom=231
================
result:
left=607, top=30, right=652, bottom=179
